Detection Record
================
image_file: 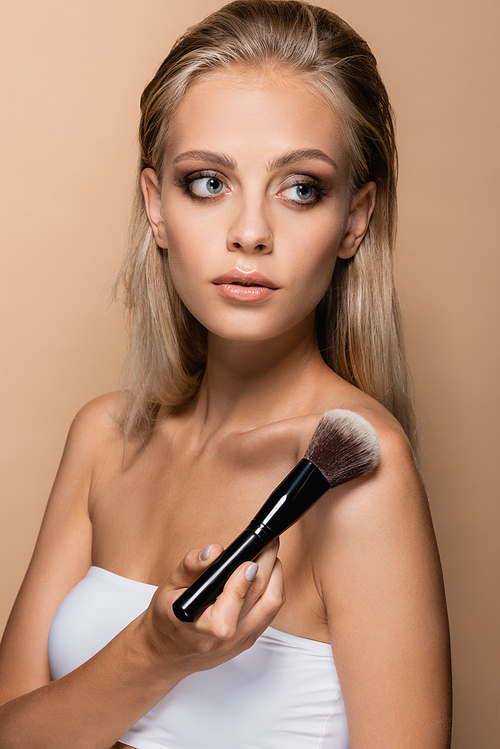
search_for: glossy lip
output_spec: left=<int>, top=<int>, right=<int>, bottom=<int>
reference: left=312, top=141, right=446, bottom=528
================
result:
left=212, top=269, right=279, bottom=289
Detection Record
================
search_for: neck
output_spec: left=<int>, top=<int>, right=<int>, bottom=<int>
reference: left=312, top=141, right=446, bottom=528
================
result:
left=189, top=317, right=330, bottom=437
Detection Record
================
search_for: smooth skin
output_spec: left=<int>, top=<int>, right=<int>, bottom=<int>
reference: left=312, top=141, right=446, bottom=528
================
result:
left=0, top=67, right=451, bottom=748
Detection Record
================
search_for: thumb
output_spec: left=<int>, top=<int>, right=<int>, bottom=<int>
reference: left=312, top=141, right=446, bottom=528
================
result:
left=197, top=561, right=260, bottom=638
left=164, top=544, right=223, bottom=592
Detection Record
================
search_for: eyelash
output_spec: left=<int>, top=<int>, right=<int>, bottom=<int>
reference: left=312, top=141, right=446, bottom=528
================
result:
left=176, top=171, right=327, bottom=207
left=177, top=171, right=225, bottom=202
left=281, top=179, right=327, bottom=208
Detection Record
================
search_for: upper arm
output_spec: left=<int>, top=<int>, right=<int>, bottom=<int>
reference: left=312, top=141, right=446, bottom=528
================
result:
left=314, top=419, right=451, bottom=748
left=0, top=395, right=116, bottom=703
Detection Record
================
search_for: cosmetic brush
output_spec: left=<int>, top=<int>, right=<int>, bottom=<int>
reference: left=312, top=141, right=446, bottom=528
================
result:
left=173, top=409, right=380, bottom=623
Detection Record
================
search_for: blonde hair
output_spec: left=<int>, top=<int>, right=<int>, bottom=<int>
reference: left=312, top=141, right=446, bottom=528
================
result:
left=114, top=0, right=417, bottom=449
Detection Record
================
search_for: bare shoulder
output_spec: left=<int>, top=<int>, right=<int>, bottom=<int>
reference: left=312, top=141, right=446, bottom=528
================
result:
left=306, top=394, right=451, bottom=746
left=313, top=400, right=426, bottom=545
left=67, top=391, right=122, bottom=455
left=58, top=392, right=132, bottom=486
left=310, top=395, right=433, bottom=611
left=308, top=371, right=422, bottom=505
left=0, top=393, right=123, bottom=703
left=33, top=391, right=126, bottom=570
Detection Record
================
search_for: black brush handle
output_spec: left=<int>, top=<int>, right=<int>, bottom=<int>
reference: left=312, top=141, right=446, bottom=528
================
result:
left=246, top=459, right=329, bottom=539
left=172, top=530, right=265, bottom=622
left=172, top=459, right=330, bottom=623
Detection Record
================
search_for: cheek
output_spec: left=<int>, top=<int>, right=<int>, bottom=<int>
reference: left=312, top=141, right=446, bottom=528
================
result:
left=162, top=211, right=227, bottom=332
left=164, top=243, right=201, bottom=315
left=162, top=206, right=205, bottom=273
left=289, top=221, right=344, bottom=303
left=160, top=195, right=348, bottom=338
left=293, top=253, right=336, bottom=319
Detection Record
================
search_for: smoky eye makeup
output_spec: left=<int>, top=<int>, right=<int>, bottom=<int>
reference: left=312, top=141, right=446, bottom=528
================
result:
left=278, top=174, right=331, bottom=207
left=175, top=170, right=230, bottom=201
left=172, top=164, right=332, bottom=207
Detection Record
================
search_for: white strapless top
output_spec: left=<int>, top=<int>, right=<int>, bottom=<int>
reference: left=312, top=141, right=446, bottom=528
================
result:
left=48, top=566, right=349, bottom=748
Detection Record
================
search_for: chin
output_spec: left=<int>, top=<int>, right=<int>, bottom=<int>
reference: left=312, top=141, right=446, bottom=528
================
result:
left=180, top=295, right=318, bottom=347
left=205, top=315, right=316, bottom=347
left=209, top=327, right=282, bottom=344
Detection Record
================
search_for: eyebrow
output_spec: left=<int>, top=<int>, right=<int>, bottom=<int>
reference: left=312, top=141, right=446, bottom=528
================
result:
left=173, top=150, right=236, bottom=169
left=268, top=149, right=338, bottom=171
left=172, top=148, right=337, bottom=172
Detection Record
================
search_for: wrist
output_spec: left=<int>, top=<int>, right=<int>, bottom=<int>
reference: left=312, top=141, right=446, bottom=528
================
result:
left=134, top=606, right=191, bottom=687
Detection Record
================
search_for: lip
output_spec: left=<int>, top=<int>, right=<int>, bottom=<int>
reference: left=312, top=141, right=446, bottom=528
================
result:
left=212, top=268, right=279, bottom=303
left=212, top=269, right=279, bottom=289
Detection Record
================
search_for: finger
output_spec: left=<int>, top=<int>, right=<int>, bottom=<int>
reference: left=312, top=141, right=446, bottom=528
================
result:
left=195, top=539, right=280, bottom=625
left=237, top=539, right=280, bottom=617
left=239, top=556, right=285, bottom=632
left=165, top=543, right=223, bottom=592
left=196, top=560, right=261, bottom=640
left=253, top=538, right=280, bottom=579
left=197, top=538, right=279, bottom=629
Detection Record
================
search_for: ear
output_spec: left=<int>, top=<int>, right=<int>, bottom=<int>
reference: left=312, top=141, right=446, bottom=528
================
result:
left=338, top=181, right=377, bottom=259
left=141, top=168, right=168, bottom=249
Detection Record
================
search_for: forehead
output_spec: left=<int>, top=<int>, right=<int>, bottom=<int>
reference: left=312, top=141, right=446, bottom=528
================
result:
left=165, top=67, right=349, bottom=172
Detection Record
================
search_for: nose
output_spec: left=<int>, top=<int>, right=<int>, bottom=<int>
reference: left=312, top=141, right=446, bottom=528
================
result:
left=226, top=197, right=273, bottom=254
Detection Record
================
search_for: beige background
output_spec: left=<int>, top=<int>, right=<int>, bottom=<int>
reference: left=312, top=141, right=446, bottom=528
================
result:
left=0, top=0, right=498, bottom=745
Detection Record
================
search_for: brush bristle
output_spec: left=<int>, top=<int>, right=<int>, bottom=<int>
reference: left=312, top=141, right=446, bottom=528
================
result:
left=304, top=409, right=380, bottom=487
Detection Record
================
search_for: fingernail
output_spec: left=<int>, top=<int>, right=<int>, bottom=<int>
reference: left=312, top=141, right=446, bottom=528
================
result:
left=245, top=562, right=259, bottom=582
left=200, top=545, right=213, bottom=561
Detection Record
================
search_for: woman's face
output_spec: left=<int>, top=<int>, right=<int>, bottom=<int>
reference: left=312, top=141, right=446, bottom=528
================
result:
left=142, top=68, right=375, bottom=345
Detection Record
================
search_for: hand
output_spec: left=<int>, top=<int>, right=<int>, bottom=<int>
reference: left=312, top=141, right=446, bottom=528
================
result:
left=141, top=540, right=284, bottom=677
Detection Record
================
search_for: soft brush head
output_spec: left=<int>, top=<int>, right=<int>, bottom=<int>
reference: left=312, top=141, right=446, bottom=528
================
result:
left=304, top=409, right=380, bottom=488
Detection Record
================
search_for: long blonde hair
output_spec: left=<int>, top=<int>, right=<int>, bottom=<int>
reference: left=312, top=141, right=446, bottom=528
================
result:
left=114, top=0, right=417, bottom=449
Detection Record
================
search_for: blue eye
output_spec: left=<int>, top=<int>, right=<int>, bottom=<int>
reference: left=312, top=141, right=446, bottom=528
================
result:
left=295, top=184, right=314, bottom=200
left=282, top=183, right=317, bottom=202
left=190, top=176, right=225, bottom=197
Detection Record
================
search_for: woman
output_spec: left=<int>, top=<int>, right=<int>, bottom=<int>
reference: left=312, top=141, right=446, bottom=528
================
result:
left=0, top=1, right=451, bottom=747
